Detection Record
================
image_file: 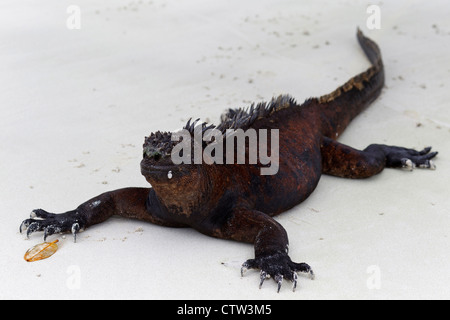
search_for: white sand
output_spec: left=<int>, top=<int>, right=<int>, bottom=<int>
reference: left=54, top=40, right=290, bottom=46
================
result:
left=1, top=0, right=450, bottom=299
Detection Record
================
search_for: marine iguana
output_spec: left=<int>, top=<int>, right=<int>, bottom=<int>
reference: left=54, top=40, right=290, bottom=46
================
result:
left=20, top=29, right=437, bottom=292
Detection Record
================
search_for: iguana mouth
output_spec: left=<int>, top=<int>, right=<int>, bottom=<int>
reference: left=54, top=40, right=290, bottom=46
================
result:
left=140, top=159, right=180, bottom=183
left=140, top=160, right=177, bottom=173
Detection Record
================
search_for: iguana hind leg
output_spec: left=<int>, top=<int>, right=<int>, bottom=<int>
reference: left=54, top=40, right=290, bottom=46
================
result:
left=320, top=136, right=437, bottom=178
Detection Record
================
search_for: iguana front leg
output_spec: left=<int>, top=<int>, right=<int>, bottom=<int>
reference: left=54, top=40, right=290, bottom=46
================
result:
left=216, top=207, right=314, bottom=292
left=20, top=187, right=183, bottom=242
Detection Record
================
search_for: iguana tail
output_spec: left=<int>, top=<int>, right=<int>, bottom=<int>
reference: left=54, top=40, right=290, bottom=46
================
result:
left=317, top=28, right=385, bottom=139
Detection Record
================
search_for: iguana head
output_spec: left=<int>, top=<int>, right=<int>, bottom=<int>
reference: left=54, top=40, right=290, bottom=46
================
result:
left=140, top=119, right=213, bottom=183
left=141, top=131, right=175, bottom=165
left=140, top=130, right=184, bottom=184
left=140, top=123, right=213, bottom=216
left=140, top=119, right=215, bottom=183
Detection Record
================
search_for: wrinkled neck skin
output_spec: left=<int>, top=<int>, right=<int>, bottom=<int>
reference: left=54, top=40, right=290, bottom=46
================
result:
left=142, top=163, right=226, bottom=224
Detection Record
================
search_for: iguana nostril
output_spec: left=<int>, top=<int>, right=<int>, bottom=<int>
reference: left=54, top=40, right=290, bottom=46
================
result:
left=143, top=146, right=162, bottom=160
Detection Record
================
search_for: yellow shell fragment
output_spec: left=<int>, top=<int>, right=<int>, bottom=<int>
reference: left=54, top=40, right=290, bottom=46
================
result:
left=24, top=239, right=59, bottom=262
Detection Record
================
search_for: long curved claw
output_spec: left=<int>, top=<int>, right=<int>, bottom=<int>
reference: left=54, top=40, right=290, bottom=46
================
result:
left=241, top=261, right=250, bottom=277
left=71, top=223, right=80, bottom=243
left=274, top=274, right=283, bottom=293
left=401, top=158, right=415, bottom=171
left=43, top=224, right=63, bottom=242
left=26, top=221, right=43, bottom=239
left=419, top=159, right=436, bottom=170
left=308, top=269, right=315, bottom=280
left=292, top=272, right=298, bottom=292
left=293, top=262, right=315, bottom=280
left=19, top=219, right=31, bottom=234
left=241, top=266, right=247, bottom=277
left=259, top=271, right=267, bottom=289
left=43, top=227, right=54, bottom=242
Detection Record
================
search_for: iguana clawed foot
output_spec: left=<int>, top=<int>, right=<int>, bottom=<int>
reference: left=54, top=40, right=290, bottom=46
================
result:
left=241, top=251, right=314, bottom=292
left=385, top=146, right=437, bottom=170
left=401, top=147, right=438, bottom=171
left=20, top=209, right=85, bottom=242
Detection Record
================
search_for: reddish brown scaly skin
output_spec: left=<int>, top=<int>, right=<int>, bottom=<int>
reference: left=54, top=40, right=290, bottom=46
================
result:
left=20, top=30, right=437, bottom=292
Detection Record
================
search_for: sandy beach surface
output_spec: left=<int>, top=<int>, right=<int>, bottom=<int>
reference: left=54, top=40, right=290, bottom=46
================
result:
left=1, top=0, right=449, bottom=299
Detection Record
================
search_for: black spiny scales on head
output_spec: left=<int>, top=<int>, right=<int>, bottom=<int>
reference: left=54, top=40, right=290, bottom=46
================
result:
left=143, top=131, right=174, bottom=159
